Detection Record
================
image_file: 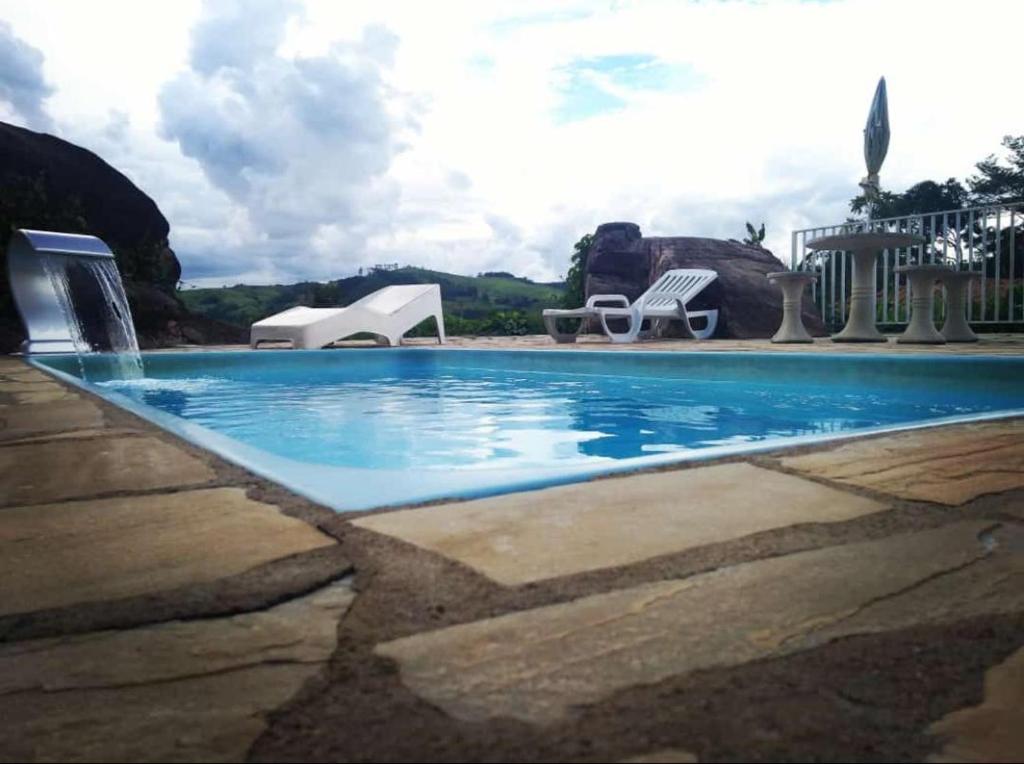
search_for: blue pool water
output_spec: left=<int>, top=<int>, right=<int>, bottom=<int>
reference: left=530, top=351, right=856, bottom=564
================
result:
left=34, top=349, right=1024, bottom=510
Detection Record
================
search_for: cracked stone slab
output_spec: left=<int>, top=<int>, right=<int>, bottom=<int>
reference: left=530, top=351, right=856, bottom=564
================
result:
left=354, top=463, right=885, bottom=585
left=0, top=487, right=336, bottom=616
left=0, top=435, right=215, bottom=506
left=0, top=580, right=355, bottom=763
left=809, top=525, right=1024, bottom=642
left=779, top=420, right=1024, bottom=505
left=0, top=397, right=106, bottom=443
left=927, top=645, right=1024, bottom=763
left=376, top=522, right=1023, bottom=725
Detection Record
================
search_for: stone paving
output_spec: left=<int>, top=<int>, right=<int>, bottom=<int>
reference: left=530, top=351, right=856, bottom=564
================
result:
left=375, top=522, right=1021, bottom=725
left=0, top=394, right=106, bottom=440
left=0, top=488, right=334, bottom=616
left=1, top=345, right=1022, bottom=762
left=0, top=436, right=216, bottom=506
left=0, top=357, right=353, bottom=761
left=622, top=751, right=698, bottom=764
left=928, top=646, right=1024, bottom=763
left=0, top=581, right=355, bottom=763
left=780, top=419, right=1024, bottom=505
left=355, top=463, right=886, bottom=585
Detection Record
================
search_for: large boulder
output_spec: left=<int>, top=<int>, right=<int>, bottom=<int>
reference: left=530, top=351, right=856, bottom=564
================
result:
left=0, top=121, right=244, bottom=351
left=584, top=223, right=827, bottom=339
left=584, top=222, right=649, bottom=302
left=0, top=121, right=180, bottom=287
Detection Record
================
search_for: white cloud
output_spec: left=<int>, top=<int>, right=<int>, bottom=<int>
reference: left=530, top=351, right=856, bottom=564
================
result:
left=156, top=0, right=416, bottom=283
left=1, top=0, right=1023, bottom=285
left=0, top=20, right=52, bottom=129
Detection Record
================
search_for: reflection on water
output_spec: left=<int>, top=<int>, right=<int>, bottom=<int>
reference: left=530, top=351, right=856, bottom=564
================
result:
left=100, top=365, right=1014, bottom=472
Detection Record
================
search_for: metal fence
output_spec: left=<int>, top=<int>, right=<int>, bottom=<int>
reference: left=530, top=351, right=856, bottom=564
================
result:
left=791, top=202, right=1024, bottom=331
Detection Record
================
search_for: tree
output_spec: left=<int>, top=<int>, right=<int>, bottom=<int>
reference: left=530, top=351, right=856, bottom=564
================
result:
left=849, top=178, right=968, bottom=219
left=966, top=136, right=1024, bottom=280
left=845, top=135, right=1024, bottom=217
left=845, top=139, right=1024, bottom=282
left=310, top=282, right=337, bottom=307
left=831, top=135, right=1024, bottom=295
left=561, top=233, right=593, bottom=308
left=968, top=135, right=1024, bottom=205
left=742, top=221, right=766, bottom=247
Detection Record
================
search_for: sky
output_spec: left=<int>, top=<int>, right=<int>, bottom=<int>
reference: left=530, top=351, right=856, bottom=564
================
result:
left=1, top=0, right=1022, bottom=287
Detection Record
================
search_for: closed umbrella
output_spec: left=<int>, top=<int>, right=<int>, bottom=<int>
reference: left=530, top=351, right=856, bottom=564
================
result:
left=860, top=77, right=889, bottom=219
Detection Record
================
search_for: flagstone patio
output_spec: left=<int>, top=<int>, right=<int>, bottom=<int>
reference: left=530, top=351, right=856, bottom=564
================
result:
left=1, top=341, right=1022, bottom=763
left=354, top=463, right=887, bottom=585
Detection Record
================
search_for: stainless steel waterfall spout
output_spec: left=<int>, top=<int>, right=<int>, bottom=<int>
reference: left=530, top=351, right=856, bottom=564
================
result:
left=6, top=229, right=117, bottom=353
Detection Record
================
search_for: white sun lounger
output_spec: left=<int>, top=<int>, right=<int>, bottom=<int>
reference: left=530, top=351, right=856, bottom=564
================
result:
left=250, top=284, right=446, bottom=349
left=543, top=268, right=718, bottom=344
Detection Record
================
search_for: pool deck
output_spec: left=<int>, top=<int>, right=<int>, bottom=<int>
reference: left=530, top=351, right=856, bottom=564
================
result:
left=1, top=335, right=1023, bottom=762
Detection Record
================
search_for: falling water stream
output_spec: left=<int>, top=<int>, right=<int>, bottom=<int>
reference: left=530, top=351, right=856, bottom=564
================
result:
left=40, top=253, right=143, bottom=380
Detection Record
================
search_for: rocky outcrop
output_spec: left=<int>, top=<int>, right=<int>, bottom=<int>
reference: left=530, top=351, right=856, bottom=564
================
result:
left=584, top=222, right=649, bottom=302
left=0, top=122, right=179, bottom=287
left=584, top=222, right=827, bottom=339
left=0, top=121, right=244, bottom=351
left=124, top=282, right=246, bottom=348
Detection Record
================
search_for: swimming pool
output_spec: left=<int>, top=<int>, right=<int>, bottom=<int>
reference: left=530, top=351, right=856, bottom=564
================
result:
left=33, top=349, right=1024, bottom=511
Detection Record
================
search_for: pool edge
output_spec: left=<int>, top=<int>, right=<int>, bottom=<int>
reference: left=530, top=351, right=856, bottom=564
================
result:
left=26, top=350, right=1024, bottom=513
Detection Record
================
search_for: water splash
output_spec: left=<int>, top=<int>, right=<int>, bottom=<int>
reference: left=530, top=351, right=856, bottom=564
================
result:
left=88, top=258, right=143, bottom=379
left=40, top=253, right=143, bottom=380
left=40, top=251, right=88, bottom=380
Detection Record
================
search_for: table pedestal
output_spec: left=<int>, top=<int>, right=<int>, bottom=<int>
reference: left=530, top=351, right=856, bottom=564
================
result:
left=767, top=271, right=817, bottom=343
left=895, top=265, right=948, bottom=344
left=831, top=247, right=886, bottom=342
left=937, top=271, right=980, bottom=342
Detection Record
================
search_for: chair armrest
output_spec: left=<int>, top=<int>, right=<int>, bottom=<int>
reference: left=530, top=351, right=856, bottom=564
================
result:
left=586, top=294, right=630, bottom=308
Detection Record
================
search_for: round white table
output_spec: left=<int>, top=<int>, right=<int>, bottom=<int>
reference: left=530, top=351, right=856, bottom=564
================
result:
left=807, top=232, right=925, bottom=342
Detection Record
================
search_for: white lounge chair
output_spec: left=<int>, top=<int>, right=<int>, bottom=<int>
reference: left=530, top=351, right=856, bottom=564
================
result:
left=250, top=284, right=446, bottom=349
left=543, top=268, right=718, bottom=344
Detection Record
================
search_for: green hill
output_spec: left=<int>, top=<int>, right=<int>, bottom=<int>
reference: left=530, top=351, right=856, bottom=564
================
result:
left=178, top=267, right=565, bottom=336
